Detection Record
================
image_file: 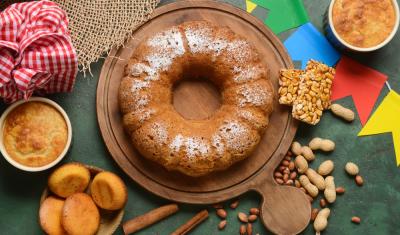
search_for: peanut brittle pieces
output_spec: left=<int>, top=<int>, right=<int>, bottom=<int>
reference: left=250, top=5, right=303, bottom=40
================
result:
left=279, top=60, right=335, bottom=125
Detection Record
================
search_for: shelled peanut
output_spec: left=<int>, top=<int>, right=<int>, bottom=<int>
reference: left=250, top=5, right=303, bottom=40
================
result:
left=311, top=208, right=319, bottom=221
left=274, top=151, right=297, bottom=186
left=351, top=216, right=361, bottom=224
left=212, top=199, right=261, bottom=234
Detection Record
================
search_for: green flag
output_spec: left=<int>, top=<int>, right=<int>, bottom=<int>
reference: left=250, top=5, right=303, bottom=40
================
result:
left=251, top=0, right=309, bottom=34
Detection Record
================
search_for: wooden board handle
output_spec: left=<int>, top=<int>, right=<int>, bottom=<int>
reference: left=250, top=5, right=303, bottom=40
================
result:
left=256, top=183, right=311, bottom=235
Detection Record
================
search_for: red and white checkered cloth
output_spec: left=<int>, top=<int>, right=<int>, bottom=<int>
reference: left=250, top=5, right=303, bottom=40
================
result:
left=0, top=0, right=77, bottom=103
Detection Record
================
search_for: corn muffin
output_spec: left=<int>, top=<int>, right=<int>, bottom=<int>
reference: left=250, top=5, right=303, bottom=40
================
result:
left=48, top=163, right=90, bottom=198
left=39, top=196, right=67, bottom=235
left=62, top=193, right=100, bottom=235
left=90, top=171, right=127, bottom=210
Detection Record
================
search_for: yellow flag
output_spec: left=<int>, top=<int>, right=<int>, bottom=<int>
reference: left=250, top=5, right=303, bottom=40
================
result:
left=246, top=0, right=257, bottom=13
left=359, top=90, right=400, bottom=165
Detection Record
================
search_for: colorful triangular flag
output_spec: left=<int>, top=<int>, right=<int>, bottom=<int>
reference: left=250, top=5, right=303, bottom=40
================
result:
left=358, top=90, right=400, bottom=165
left=332, top=56, right=388, bottom=125
left=251, top=0, right=309, bottom=34
left=246, top=0, right=257, bottom=13
left=284, top=22, right=341, bottom=69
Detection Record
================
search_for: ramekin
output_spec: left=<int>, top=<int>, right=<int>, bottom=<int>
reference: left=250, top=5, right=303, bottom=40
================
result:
left=0, top=97, right=72, bottom=172
left=324, top=0, right=400, bottom=52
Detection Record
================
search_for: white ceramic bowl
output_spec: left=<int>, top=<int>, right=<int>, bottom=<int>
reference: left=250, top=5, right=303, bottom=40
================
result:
left=0, top=97, right=72, bottom=172
left=325, top=0, right=400, bottom=52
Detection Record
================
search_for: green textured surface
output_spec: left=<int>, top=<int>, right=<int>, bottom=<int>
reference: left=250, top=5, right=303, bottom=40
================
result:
left=0, top=0, right=399, bottom=234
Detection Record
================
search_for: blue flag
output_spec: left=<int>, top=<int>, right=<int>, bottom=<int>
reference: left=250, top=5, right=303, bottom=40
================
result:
left=284, top=22, right=341, bottom=69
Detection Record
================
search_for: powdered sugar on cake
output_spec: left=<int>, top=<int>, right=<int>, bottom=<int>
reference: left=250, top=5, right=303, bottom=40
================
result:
left=211, top=134, right=225, bottom=156
left=238, top=84, right=270, bottom=107
left=132, top=95, right=150, bottom=110
left=218, top=121, right=252, bottom=151
left=130, top=63, right=157, bottom=79
left=238, top=110, right=257, bottom=124
left=184, top=25, right=257, bottom=83
left=149, top=122, right=168, bottom=144
left=131, top=27, right=185, bottom=81
left=131, top=79, right=150, bottom=91
left=146, top=28, right=185, bottom=71
left=169, top=134, right=210, bottom=159
left=233, top=66, right=261, bottom=83
left=238, top=109, right=265, bottom=130
left=225, top=40, right=251, bottom=64
left=136, top=108, right=156, bottom=124
left=185, top=26, right=229, bottom=56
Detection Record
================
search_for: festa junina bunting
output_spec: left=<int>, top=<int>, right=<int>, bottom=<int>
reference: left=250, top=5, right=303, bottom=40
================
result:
left=359, top=90, right=400, bottom=165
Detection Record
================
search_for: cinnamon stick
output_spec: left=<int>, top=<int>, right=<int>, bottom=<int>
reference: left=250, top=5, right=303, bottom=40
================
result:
left=170, top=209, right=209, bottom=235
left=123, top=204, right=179, bottom=235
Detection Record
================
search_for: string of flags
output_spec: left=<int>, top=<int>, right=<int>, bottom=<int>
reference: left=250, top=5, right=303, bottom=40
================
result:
left=245, top=0, right=400, bottom=166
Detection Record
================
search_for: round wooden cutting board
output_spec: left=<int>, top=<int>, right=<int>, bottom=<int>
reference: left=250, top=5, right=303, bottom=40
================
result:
left=97, top=1, right=310, bottom=234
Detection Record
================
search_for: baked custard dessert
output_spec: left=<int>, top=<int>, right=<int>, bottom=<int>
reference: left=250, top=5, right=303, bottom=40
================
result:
left=3, top=101, right=68, bottom=167
left=332, top=0, right=397, bottom=48
left=119, top=21, right=275, bottom=176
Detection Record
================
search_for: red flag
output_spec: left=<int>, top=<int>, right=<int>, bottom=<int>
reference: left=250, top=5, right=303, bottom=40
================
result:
left=331, top=56, right=388, bottom=125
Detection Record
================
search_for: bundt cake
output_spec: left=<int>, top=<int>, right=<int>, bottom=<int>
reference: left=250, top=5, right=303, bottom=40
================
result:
left=119, top=21, right=275, bottom=176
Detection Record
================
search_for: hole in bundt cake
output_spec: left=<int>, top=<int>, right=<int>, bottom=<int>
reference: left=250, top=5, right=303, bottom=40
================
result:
left=172, top=60, right=224, bottom=120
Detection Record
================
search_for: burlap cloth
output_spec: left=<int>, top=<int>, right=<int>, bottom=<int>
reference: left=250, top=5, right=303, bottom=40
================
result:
left=1, top=0, right=160, bottom=73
